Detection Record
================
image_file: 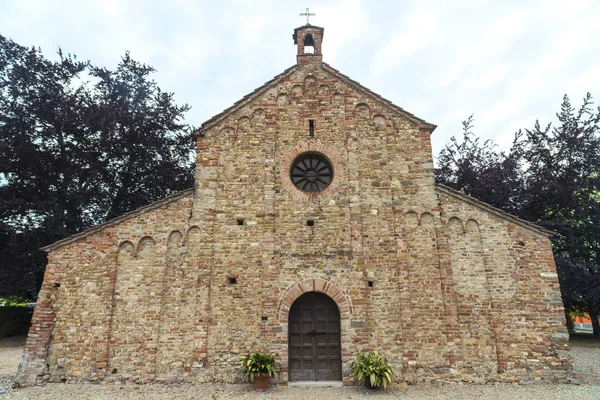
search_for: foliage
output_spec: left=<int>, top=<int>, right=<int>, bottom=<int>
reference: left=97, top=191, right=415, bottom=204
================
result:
left=436, top=115, right=525, bottom=216
left=238, top=351, right=277, bottom=380
left=0, top=35, right=195, bottom=299
left=350, top=350, right=395, bottom=389
left=0, top=295, right=35, bottom=337
left=435, top=93, right=600, bottom=335
left=556, top=257, right=600, bottom=336
left=0, top=225, right=46, bottom=299
left=519, top=94, right=600, bottom=262
left=0, top=296, right=34, bottom=307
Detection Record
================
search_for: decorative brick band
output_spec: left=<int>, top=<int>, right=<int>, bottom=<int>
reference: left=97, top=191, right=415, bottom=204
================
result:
left=276, top=278, right=352, bottom=322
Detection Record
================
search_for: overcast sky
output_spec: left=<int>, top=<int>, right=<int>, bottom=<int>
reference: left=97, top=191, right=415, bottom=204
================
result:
left=2, top=0, right=599, bottom=157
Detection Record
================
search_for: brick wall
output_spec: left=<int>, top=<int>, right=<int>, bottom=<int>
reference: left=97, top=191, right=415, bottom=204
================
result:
left=16, top=59, right=572, bottom=386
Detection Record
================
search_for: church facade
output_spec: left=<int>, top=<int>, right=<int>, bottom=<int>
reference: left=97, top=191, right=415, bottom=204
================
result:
left=18, top=24, right=573, bottom=386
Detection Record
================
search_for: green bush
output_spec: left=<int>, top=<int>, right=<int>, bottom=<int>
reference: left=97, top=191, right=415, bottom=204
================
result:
left=350, top=350, right=395, bottom=389
left=0, top=297, right=34, bottom=337
left=0, top=296, right=32, bottom=307
left=238, top=350, right=277, bottom=380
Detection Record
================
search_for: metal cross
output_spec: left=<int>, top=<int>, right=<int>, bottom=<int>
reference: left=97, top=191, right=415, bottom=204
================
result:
left=299, top=8, right=315, bottom=25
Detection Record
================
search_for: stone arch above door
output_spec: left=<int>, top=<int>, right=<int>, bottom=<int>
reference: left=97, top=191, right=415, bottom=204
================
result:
left=277, top=278, right=352, bottom=322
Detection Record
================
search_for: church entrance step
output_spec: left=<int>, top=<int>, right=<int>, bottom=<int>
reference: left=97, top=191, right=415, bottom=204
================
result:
left=288, top=381, right=344, bottom=387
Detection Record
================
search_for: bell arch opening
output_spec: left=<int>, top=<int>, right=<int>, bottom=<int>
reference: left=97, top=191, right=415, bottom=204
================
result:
left=303, top=33, right=315, bottom=53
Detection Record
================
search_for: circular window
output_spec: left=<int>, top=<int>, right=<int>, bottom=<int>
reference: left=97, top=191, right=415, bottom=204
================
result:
left=290, top=153, right=333, bottom=192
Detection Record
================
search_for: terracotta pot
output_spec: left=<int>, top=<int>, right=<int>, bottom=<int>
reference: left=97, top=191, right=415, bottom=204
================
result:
left=253, top=375, right=269, bottom=391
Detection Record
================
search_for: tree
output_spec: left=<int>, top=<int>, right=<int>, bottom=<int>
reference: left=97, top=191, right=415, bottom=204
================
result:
left=520, top=95, right=600, bottom=263
left=436, top=115, right=526, bottom=216
left=557, top=257, right=600, bottom=336
left=0, top=35, right=194, bottom=299
left=88, top=53, right=194, bottom=220
left=436, top=94, right=600, bottom=336
left=0, top=223, right=47, bottom=300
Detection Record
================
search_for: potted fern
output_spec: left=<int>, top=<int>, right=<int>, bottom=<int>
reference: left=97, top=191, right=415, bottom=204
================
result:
left=239, top=350, right=277, bottom=391
left=350, top=350, right=395, bottom=390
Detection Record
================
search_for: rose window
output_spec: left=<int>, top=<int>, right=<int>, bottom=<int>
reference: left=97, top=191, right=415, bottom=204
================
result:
left=290, top=153, right=333, bottom=193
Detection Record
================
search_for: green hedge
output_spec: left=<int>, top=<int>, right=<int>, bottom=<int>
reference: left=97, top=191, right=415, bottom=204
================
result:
left=0, top=306, right=34, bottom=338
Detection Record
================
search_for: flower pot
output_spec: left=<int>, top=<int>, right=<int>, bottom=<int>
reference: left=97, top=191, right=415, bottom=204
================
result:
left=253, top=375, right=269, bottom=391
left=364, top=379, right=377, bottom=391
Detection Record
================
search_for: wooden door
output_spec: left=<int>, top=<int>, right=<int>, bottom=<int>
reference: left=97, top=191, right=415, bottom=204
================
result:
left=289, top=292, right=342, bottom=381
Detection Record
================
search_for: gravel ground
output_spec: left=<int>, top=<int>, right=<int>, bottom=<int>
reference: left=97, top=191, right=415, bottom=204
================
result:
left=0, top=336, right=25, bottom=396
left=1, top=334, right=599, bottom=399
left=3, top=382, right=600, bottom=400
left=0, top=337, right=25, bottom=376
left=571, top=334, right=600, bottom=385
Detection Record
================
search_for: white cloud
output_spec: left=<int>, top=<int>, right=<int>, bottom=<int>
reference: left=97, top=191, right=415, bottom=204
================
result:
left=316, top=0, right=369, bottom=63
left=369, top=5, right=444, bottom=79
left=2, top=0, right=600, bottom=155
left=463, top=63, right=513, bottom=90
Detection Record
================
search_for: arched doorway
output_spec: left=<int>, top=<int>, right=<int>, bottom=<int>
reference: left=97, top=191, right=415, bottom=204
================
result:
left=288, top=292, right=342, bottom=381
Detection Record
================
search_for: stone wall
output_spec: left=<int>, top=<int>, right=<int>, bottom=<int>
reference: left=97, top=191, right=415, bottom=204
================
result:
left=190, top=62, right=441, bottom=384
left=16, top=192, right=195, bottom=385
left=436, top=188, right=572, bottom=383
left=17, top=61, right=573, bottom=386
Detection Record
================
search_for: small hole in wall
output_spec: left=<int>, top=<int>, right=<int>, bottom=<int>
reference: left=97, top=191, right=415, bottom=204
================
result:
left=237, top=219, right=244, bottom=226
left=53, top=282, right=60, bottom=288
left=261, top=316, right=268, bottom=323
left=517, top=241, right=525, bottom=246
left=112, top=369, right=118, bottom=374
left=227, top=277, right=237, bottom=285
left=307, top=220, right=315, bottom=227
left=367, top=280, right=374, bottom=288
left=309, top=120, right=315, bottom=136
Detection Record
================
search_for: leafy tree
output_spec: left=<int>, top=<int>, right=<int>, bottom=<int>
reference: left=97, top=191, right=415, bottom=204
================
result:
left=436, top=94, right=600, bottom=336
left=88, top=53, right=194, bottom=219
left=0, top=223, right=47, bottom=299
left=0, top=35, right=194, bottom=299
left=520, top=95, right=600, bottom=262
left=436, top=115, right=525, bottom=216
left=557, top=257, right=600, bottom=336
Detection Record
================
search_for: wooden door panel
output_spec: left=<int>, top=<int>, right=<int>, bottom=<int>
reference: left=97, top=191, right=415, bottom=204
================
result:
left=289, top=292, right=342, bottom=382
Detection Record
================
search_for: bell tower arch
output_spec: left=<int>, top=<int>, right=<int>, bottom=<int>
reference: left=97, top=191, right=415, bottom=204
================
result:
left=293, top=24, right=324, bottom=65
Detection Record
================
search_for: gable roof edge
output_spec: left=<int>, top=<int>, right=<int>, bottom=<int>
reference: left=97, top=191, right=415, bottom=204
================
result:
left=321, top=63, right=437, bottom=132
left=40, top=188, right=194, bottom=252
left=435, top=184, right=554, bottom=238
left=193, top=65, right=298, bottom=139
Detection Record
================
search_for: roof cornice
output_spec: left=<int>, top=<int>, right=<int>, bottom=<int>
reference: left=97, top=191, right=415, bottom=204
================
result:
left=321, top=63, right=437, bottom=133
left=193, top=65, right=298, bottom=139
left=194, top=61, right=439, bottom=140
left=40, top=189, right=194, bottom=252
left=435, top=184, right=554, bottom=237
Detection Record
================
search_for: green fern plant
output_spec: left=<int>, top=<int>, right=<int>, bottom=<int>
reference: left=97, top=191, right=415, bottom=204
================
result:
left=239, top=350, right=277, bottom=379
left=350, top=350, right=395, bottom=389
